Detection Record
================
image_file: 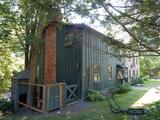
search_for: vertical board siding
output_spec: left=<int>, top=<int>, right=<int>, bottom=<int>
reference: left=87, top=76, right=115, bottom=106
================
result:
left=56, top=25, right=82, bottom=98
left=81, top=25, right=119, bottom=94
left=56, top=24, right=122, bottom=98
left=82, top=28, right=86, bottom=97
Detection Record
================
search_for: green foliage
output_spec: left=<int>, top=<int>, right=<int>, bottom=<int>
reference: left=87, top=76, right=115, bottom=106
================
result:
left=136, top=78, right=145, bottom=84
left=118, top=0, right=160, bottom=53
left=0, top=52, right=12, bottom=95
left=74, top=0, right=160, bottom=55
left=131, top=77, right=146, bottom=85
left=116, top=83, right=132, bottom=94
left=0, top=53, right=23, bottom=96
left=86, top=89, right=105, bottom=102
left=0, top=1, right=23, bottom=96
left=0, top=0, right=75, bottom=96
left=0, top=98, right=12, bottom=114
left=141, top=76, right=150, bottom=81
left=140, top=56, right=160, bottom=77
left=141, top=101, right=160, bottom=120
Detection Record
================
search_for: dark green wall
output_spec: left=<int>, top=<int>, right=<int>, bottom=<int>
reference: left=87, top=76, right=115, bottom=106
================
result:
left=81, top=24, right=122, bottom=97
left=56, top=24, right=122, bottom=98
left=56, top=25, right=83, bottom=97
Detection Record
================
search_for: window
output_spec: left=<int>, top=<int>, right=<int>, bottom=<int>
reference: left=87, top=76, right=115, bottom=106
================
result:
left=64, top=32, right=74, bottom=47
left=131, top=64, right=133, bottom=68
left=93, top=64, right=101, bottom=82
left=129, top=70, right=131, bottom=79
left=129, top=57, right=131, bottom=61
left=133, top=57, right=135, bottom=67
left=136, top=57, right=139, bottom=65
left=133, top=70, right=135, bottom=77
left=108, top=66, right=112, bottom=80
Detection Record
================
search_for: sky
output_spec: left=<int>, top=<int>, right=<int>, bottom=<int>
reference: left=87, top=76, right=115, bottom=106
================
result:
left=71, top=15, right=106, bottom=33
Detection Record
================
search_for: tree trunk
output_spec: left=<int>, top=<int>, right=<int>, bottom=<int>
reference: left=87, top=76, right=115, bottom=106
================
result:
left=27, top=21, right=44, bottom=105
left=26, top=0, right=62, bottom=106
left=25, top=44, right=30, bottom=70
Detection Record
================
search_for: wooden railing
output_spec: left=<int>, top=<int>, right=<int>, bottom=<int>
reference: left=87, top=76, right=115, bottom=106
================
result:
left=65, top=84, right=78, bottom=103
left=13, top=82, right=65, bottom=113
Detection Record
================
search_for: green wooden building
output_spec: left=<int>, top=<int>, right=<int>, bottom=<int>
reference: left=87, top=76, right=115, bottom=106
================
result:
left=12, top=23, right=124, bottom=113
left=55, top=24, right=123, bottom=100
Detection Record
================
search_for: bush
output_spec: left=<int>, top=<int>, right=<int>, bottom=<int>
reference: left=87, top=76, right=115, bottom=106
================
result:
left=134, top=78, right=145, bottom=84
left=116, top=83, right=131, bottom=94
left=140, top=101, right=160, bottom=120
left=134, top=76, right=150, bottom=85
left=141, top=76, right=150, bottom=81
left=0, top=98, right=12, bottom=114
left=137, top=79, right=145, bottom=84
left=86, top=89, right=105, bottom=102
left=131, top=77, right=146, bottom=85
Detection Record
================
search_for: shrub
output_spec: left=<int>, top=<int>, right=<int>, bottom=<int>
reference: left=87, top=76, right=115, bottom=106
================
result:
left=141, top=76, right=150, bottom=81
left=137, top=79, right=145, bottom=84
left=0, top=98, right=12, bottom=114
left=131, top=77, right=146, bottom=85
left=86, top=89, right=105, bottom=102
left=116, top=83, right=131, bottom=94
left=140, top=101, right=160, bottom=120
left=134, top=76, right=150, bottom=85
left=134, top=78, right=145, bottom=84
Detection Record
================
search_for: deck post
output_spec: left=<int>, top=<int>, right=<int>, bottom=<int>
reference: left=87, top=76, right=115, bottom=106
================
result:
left=13, top=80, right=19, bottom=113
left=42, top=86, right=46, bottom=113
left=60, top=83, right=65, bottom=108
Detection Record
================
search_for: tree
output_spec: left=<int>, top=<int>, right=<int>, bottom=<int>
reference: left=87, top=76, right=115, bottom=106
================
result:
left=0, top=1, right=23, bottom=96
left=0, top=0, right=77, bottom=96
left=13, top=0, right=78, bottom=83
left=140, top=56, right=160, bottom=77
left=74, top=0, right=160, bottom=56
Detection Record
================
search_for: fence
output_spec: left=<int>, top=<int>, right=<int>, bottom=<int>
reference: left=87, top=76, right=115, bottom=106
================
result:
left=13, top=82, right=65, bottom=113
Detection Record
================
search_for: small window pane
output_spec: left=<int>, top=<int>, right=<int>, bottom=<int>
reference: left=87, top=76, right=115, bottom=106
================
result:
left=108, top=66, right=112, bottom=80
left=64, top=32, right=73, bottom=47
left=93, top=64, right=101, bottom=82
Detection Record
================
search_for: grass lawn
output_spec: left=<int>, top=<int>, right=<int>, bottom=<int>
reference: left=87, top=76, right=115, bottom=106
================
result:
left=1, top=80, right=160, bottom=120
left=144, top=80, right=160, bottom=89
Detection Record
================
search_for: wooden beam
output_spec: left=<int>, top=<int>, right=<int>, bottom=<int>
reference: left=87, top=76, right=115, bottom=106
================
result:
left=18, top=102, right=43, bottom=113
left=60, top=84, right=65, bottom=107
left=46, top=86, right=50, bottom=111
left=46, top=83, right=65, bottom=87
left=17, top=82, right=65, bottom=113
left=17, top=82, right=44, bottom=87
left=42, top=86, right=46, bottom=112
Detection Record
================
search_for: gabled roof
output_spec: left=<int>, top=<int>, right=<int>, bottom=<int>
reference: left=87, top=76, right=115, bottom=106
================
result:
left=64, top=23, right=107, bottom=38
left=13, top=69, right=30, bottom=80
